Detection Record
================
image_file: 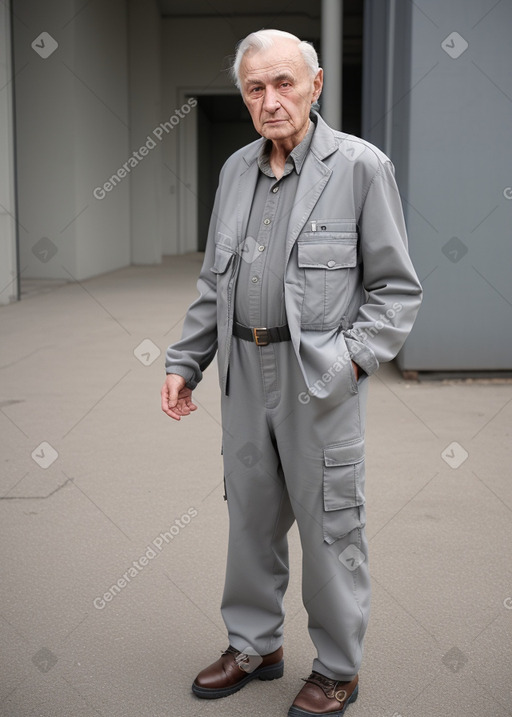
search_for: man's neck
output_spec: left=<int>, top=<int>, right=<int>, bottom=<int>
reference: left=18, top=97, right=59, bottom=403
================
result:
left=269, top=119, right=310, bottom=180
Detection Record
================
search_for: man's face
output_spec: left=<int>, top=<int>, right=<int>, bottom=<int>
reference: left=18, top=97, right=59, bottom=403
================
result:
left=239, top=38, right=323, bottom=146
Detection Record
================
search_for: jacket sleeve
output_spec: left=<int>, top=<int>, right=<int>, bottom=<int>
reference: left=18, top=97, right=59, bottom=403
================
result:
left=343, top=159, right=423, bottom=375
left=164, top=187, right=221, bottom=389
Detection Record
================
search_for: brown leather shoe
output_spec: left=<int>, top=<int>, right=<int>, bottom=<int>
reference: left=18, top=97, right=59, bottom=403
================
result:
left=288, top=672, right=359, bottom=716
left=192, top=645, right=284, bottom=699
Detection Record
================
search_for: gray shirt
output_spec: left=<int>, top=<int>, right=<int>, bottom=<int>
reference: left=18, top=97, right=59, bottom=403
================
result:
left=234, top=118, right=316, bottom=328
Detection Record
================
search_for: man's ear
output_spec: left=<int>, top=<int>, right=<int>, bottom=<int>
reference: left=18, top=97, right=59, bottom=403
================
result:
left=312, top=68, right=323, bottom=103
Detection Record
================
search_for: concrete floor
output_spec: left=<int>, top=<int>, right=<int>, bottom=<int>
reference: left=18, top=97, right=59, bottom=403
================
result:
left=1, top=254, right=511, bottom=717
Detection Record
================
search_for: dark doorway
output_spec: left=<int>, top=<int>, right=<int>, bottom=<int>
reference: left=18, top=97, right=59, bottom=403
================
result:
left=196, top=95, right=258, bottom=251
left=339, top=0, right=364, bottom=136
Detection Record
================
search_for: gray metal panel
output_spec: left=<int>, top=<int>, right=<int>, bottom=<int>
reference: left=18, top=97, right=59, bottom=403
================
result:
left=365, top=0, right=512, bottom=371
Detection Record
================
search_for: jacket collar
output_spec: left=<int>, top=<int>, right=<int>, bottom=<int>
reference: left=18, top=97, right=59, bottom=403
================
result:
left=236, top=111, right=337, bottom=266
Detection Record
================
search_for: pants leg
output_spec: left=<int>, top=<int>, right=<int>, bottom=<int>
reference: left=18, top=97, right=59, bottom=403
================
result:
left=219, top=337, right=371, bottom=679
left=220, top=338, right=295, bottom=656
left=271, top=341, right=371, bottom=680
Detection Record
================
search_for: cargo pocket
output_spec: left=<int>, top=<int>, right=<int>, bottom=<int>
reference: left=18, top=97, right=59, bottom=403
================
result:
left=322, top=438, right=366, bottom=545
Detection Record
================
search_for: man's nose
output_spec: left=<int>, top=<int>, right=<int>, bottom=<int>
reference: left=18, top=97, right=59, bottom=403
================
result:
left=262, top=86, right=281, bottom=113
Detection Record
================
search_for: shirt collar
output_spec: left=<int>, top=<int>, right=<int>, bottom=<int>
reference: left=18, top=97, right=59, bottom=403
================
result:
left=258, top=117, right=316, bottom=178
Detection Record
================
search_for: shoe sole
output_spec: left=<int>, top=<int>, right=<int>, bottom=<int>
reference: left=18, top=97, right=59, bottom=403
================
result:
left=287, top=684, right=358, bottom=717
left=191, top=660, right=284, bottom=699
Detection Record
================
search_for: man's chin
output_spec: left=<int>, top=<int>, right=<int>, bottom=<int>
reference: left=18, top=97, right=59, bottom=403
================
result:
left=261, top=121, right=293, bottom=139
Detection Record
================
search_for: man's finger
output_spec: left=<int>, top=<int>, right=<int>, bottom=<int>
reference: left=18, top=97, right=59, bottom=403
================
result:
left=161, top=385, right=173, bottom=412
left=167, top=387, right=180, bottom=408
left=161, top=384, right=180, bottom=416
left=163, top=406, right=183, bottom=421
left=161, top=385, right=169, bottom=413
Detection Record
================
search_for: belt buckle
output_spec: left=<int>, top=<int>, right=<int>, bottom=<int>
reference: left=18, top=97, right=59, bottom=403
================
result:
left=253, top=327, right=269, bottom=346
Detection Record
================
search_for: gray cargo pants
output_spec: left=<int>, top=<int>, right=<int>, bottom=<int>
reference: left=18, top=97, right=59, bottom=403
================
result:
left=220, top=335, right=371, bottom=681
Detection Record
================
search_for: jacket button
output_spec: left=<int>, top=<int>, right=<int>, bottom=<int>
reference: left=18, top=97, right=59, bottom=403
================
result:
left=327, top=260, right=336, bottom=268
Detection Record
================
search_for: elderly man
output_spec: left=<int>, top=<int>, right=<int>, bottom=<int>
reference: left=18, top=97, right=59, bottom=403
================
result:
left=161, top=29, right=422, bottom=717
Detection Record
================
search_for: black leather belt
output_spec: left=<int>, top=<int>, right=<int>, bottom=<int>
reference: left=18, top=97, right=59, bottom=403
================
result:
left=233, top=321, right=291, bottom=347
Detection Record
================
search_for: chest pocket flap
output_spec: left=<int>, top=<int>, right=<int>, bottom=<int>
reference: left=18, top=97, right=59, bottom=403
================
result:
left=298, top=235, right=357, bottom=270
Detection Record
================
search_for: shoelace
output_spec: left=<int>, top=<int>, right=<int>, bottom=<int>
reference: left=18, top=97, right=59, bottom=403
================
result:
left=302, top=672, right=349, bottom=703
left=222, top=646, right=240, bottom=658
left=222, top=646, right=251, bottom=672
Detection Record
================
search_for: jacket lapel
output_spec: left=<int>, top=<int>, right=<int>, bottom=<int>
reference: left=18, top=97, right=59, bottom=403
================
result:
left=284, top=155, right=332, bottom=263
left=284, top=113, right=339, bottom=262
left=237, top=143, right=262, bottom=244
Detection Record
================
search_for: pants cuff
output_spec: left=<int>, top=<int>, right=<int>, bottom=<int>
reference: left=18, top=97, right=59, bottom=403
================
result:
left=312, top=657, right=358, bottom=682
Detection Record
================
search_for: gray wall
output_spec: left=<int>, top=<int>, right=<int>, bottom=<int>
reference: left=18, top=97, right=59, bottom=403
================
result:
left=128, top=0, right=163, bottom=265
left=12, top=0, right=131, bottom=282
left=365, top=0, right=512, bottom=371
left=10, top=0, right=162, bottom=284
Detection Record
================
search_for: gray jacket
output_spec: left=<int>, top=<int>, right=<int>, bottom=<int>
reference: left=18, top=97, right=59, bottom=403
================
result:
left=166, top=112, right=422, bottom=403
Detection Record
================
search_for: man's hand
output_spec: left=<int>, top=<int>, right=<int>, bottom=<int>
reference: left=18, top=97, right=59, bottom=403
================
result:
left=351, top=361, right=360, bottom=381
left=161, top=374, right=198, bottom=421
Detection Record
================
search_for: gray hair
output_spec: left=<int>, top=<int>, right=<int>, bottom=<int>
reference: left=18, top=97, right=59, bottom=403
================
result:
left=230, top=29, right=320, bottom=91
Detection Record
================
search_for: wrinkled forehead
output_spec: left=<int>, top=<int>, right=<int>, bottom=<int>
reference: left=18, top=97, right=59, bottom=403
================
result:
left=240, top=40, right=308, bottom=84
